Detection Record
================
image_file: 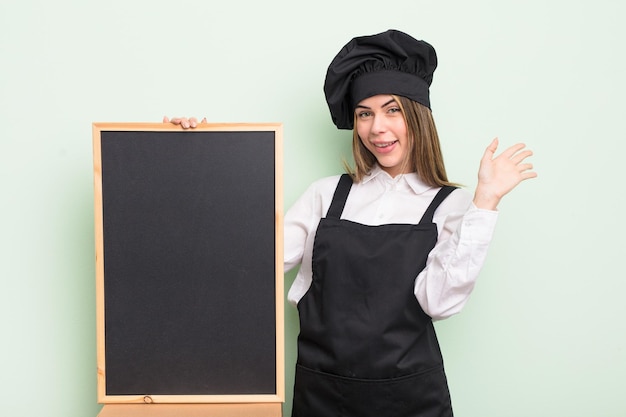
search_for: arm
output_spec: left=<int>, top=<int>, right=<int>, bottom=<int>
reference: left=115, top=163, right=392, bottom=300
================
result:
left=284, top=176, right=341, bottom=306
left=415, top=201, right=498, bottom=320
left=416, top=138, right=537, bottom=320
left=283, top=191, right=316, bottom=274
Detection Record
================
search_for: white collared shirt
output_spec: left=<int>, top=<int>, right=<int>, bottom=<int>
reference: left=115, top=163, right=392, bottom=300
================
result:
left=284, top=165, right=499, bottom=320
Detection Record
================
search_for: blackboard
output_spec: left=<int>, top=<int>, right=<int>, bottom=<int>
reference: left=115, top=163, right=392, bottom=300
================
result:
left=93, top=123, right=284, bottom=405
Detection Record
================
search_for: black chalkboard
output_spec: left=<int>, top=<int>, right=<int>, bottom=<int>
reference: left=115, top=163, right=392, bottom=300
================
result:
left=93, top=123, right=283, bottom=403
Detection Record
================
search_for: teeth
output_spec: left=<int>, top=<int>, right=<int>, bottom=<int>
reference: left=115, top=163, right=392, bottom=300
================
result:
left=375, top=141, right=397, bottom=148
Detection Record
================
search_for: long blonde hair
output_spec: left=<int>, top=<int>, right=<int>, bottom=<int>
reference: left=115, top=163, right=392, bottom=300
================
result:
left=346, top=95, right=458, bottom=187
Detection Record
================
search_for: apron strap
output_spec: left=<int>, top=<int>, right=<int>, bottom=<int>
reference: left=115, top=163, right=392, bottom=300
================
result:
left=326, top=174, right=353, bottom=219
left=419, top=186, right=458, bottom=224
left=327, top=175, right=457, bottom=223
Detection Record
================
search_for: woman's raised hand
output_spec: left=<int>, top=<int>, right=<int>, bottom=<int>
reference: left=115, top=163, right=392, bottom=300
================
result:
left=473, top=138, right=537, bottom=210
left=163, top=116, right=207, bottom=129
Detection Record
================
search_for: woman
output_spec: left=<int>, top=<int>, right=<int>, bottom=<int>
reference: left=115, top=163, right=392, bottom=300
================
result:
left=168, top=29, right=536, bottom=417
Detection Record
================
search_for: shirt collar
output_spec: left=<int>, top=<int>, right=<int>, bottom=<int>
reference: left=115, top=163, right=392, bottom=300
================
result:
left=362, top=164, right=434, bottom=195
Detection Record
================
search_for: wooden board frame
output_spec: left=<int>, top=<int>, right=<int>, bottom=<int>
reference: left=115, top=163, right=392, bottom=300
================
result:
left=93, top=123, right=284, bottom=414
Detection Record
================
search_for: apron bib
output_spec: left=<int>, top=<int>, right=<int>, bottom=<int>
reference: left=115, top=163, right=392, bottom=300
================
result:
left=293, top=174, right=456, bottom=417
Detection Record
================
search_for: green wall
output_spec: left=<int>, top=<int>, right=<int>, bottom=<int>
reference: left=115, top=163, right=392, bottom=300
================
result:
left=1, top=0, right=625, bottom=416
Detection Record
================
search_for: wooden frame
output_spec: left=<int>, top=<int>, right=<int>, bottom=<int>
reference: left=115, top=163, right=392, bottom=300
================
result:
left=93, top=123, right=284, bottom=416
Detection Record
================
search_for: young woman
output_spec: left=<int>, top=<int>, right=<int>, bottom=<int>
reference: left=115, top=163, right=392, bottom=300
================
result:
left=168, top=29, right=536, bottom=417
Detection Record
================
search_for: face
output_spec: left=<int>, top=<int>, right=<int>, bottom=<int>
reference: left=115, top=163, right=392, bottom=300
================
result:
left=355, top=95, right=410, bottom=178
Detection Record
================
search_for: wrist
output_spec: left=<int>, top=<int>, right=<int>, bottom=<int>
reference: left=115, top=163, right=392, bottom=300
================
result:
left=473, top=186, right=501, bottom=210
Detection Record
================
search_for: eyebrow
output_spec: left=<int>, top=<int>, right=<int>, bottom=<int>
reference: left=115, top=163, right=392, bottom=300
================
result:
left=355, top=98, right=397, bottom=110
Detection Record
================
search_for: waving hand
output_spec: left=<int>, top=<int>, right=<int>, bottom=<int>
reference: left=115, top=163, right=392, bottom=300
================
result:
left=473, top=138, right=537, bottom=210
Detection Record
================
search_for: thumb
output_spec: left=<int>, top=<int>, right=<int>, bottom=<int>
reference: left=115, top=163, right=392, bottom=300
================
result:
left=483, top=137, right=499, bottom=160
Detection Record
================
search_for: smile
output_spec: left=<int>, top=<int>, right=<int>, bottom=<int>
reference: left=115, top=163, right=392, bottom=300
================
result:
left=373, top=140, right=398, bottom=148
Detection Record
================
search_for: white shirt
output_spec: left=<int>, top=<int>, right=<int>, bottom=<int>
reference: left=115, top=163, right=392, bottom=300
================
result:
left=284, top=165, right=499, bottom=321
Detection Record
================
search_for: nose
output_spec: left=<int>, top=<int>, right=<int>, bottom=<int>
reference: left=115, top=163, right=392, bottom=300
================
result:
left=370, top=114, right=388, bottom=134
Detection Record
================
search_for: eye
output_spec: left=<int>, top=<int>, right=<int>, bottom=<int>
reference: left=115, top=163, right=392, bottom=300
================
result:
left=387, top=106, right=401, bottom=114
left=357, top=110, right=372, bottom=119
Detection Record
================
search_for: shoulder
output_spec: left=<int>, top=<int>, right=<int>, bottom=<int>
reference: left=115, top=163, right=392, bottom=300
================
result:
left=287, top=174, right=344, bottom=217
left=435, top=186, right=473, bottom=215
left=448, top=186, right=473, bottom=203
left=301, top=174, right=345, bottom=198
left=403, top=172, right=473, bottom=210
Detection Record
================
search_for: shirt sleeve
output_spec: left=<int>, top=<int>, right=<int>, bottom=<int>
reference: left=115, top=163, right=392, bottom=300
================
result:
left=284, top=176, right=341, bottom=305
left=283, top=177, right=337, bottom=273
left=414, top=192, right=499, bottom=321
left=284, top=187, right=315, bottom=274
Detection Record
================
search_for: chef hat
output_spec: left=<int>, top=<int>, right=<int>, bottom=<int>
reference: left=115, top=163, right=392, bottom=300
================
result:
left=323, top=29, right=438, bottom=130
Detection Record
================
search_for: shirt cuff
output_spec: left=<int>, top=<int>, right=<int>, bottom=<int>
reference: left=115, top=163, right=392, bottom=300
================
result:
left=462, top=203, right=499, bottom=243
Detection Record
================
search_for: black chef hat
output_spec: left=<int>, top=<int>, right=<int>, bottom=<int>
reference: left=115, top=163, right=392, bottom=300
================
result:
left=324, top=29, right=437, bottom=130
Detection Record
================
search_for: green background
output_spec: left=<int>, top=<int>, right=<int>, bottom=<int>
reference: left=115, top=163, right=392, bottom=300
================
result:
left=1, top=0, right=625, bottom=416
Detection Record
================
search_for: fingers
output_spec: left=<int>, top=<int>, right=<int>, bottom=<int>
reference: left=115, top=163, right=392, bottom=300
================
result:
left=490, top=140, right=534, bottom=165
left=177, top=118, right=193, bottom=129
left=480, top=137, right=537, bottom=177
left=499, top=142, right=527, bottom=159
left=166, top=117, right=184, bottom=126
left=482, top=137, right=499, bottom=161
left=475, top=138, right=537, bottom=209
left=163, top=116, right=206, bottom=129
left=503, top=147, right=535, bottom=178
left=504, top=145, right=537, bottom=179
left=519, top=162, right=538, bottom=180
left=518, top=162, right=534, bottom=172
left=511, top=149, right=533, bottom=164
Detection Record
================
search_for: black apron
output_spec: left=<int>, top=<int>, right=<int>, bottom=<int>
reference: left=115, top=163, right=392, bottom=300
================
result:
left=293, top=174, right=456, bottom=417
